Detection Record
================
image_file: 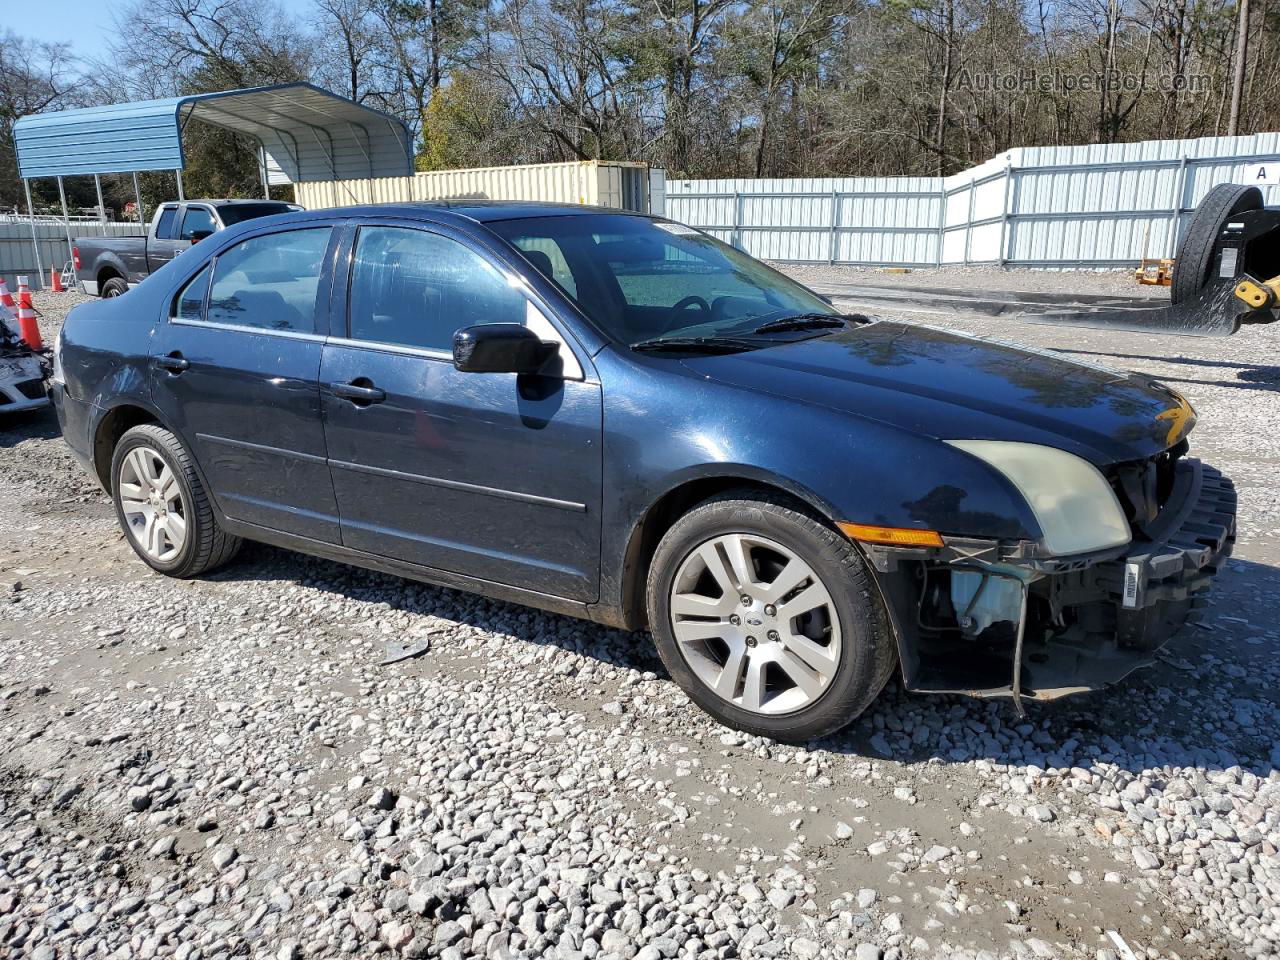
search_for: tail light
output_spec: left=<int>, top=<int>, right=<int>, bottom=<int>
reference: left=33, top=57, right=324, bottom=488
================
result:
left=72, top=246, right=81, bottom=270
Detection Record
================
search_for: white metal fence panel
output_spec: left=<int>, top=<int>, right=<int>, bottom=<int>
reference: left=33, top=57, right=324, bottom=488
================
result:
left=666, top=132, right=1280, bottom=268
left=665, top=176, right=944, bottom=266
left=0, top=220, right=142, bottom=288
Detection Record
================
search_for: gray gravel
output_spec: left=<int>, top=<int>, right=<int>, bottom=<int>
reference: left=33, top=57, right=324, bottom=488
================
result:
left=1, top=282, right=1278, bottom=960
left=773, top=264, right=1171, bottom=301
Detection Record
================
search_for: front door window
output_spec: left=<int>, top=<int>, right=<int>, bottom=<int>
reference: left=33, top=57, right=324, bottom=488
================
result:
left=347, top=226, right=525, bottom=351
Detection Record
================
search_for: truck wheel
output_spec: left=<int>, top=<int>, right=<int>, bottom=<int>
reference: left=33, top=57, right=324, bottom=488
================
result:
left=1171, top=184, right=1263, bottom=305
left=101, top=277, right=129, bottom=298
left=646, top=491, right=897, bottom=743
left=110, top=424, right=242, bottom=578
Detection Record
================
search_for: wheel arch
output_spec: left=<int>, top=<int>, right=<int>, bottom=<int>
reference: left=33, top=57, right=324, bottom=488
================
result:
left=90, top=400, right=188, bottom=490
left=96, top=260, right=127, bottom=288
left=612, top=468, right=843, bottom=631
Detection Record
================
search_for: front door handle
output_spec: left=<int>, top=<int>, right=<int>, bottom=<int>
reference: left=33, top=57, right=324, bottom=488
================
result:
left=330, top=380, right=386, bottom=405
left=153, top=353, right=189, bottom=373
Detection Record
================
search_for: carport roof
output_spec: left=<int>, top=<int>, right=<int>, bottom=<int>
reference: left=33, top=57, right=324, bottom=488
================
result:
left=13, top=83, right=413, bottom=182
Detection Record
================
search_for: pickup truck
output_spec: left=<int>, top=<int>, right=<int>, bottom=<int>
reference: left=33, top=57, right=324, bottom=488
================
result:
left=75, top=199, right=300, bottom=297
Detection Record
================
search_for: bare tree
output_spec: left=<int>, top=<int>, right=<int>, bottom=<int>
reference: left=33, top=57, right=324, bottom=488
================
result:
left=1227, top=0, right=1249, bottom=135
left=313, top=0, right=386, bottom=103
left=0, top=31, right=79, bottom=210
left=8, top=0, right=1273, bottom=189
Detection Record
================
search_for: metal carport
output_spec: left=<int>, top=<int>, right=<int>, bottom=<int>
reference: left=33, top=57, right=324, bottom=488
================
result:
left=12, top=83, right=413, bottom=282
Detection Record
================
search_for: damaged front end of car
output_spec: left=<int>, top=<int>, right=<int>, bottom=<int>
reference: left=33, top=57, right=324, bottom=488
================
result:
left=862, top=446, right=1237, bottom=713
left=0, top=316, right=49, bottom=413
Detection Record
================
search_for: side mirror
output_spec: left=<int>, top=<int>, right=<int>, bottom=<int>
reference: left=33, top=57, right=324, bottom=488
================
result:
left=189, top=230, right=214, bottom=243
left=452, top=323, right=555, bottom=375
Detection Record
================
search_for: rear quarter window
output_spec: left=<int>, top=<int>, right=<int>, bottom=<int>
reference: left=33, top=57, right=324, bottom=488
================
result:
left=173, top=264, right=212, bottom=321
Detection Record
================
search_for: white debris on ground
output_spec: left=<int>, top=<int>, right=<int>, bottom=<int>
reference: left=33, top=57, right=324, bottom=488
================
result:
left=0, top=281, right=1278, bottom=960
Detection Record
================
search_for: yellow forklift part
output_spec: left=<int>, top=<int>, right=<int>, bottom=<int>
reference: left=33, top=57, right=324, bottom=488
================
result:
left=1135, top=258, right=1174, bottom=286
left=1234, top=274, right=1280, bottom=311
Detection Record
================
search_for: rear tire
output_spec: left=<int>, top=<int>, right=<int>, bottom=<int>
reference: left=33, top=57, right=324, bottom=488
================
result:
left=111, top=424, right=241, bottom=578
left=101, top=276, right=129, bottom=298
left=646, top=491, right=897, bottom=743
left=1171, top=184, right=1263, bottom=305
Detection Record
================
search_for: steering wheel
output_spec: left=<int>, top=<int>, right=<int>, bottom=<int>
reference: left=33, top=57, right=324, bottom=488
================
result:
left=662, top=295, right=712, bottom=333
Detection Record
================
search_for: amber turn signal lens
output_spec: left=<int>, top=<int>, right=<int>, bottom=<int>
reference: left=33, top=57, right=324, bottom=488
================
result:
left=837, top=522, right=944, bottom=548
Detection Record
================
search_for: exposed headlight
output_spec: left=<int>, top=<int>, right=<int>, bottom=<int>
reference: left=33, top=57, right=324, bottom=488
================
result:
left=946, top=440, right=1131, bottom=556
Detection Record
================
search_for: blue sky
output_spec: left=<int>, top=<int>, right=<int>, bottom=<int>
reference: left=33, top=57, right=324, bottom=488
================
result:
left=27, top=0, right=314, bottom=66
left=23, top=0, right=119, bottom=62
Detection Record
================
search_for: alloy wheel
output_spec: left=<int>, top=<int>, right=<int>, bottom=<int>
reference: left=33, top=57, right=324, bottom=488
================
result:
left=117, top=447, right=187, bottom=562
left=668, top=533, right=842, bottom=715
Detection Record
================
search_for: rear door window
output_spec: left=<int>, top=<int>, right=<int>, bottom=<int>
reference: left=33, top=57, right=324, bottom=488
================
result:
left=206, top=228, right=332, bottom=333
left=155, top=206, right=179, bottom=240
left=347, top=226, right=525, bottom=352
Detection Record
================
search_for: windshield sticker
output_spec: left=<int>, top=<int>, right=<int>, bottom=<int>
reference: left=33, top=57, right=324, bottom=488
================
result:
left=655, top=222, right=702, bottom=236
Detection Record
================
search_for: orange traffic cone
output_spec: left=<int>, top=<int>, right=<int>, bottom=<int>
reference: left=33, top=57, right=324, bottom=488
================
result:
left=0, top=278, right=14, bottom=314
left=50, top=266, right=63, bottom=293
left=16, top=276, right=42, bottom=351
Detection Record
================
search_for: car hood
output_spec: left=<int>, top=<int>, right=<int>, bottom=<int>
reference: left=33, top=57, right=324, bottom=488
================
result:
left=679, top=321, right=1192, bottom=465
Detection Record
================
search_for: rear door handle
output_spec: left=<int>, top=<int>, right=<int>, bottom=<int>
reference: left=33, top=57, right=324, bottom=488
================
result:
left=330, top=380, right=386, bottom=405
left=153, top=353, right=189, bottom=373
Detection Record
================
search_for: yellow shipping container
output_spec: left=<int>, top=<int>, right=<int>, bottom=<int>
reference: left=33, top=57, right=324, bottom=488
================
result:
left=294, top=160, right=651, bottom=212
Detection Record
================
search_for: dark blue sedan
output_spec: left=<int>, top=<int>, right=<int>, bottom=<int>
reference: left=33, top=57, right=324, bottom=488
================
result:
left=50, top=202, right=1236, bottom=741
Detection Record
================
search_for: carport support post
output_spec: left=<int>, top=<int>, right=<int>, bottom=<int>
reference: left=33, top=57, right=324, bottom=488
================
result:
left=57, top=176, right=75, bottom=281
left=132, top=172, right=146, bottom=228
left=23, top=179, right=44, bottom=286
left=175, top=170, right=185, bottom=201
left=94, top=174, right=107, bottom=224
left=259, top=146, right=271, bottom=199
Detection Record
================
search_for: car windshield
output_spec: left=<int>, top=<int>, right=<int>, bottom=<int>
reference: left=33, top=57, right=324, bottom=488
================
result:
left=217, top=203, right=298, bottom=226
left=486, top=214, right=841, bottom=347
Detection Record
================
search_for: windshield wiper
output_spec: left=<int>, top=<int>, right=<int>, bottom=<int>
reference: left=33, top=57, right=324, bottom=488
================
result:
left=751, top=314, right=848, bottom=334
left=630, top=336, right=761, bottom=354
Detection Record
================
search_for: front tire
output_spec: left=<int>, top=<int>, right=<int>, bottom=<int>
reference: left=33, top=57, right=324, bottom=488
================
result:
left=111, top=424, right=241, bottom=577
left=646, top=491, right=897, bottom=743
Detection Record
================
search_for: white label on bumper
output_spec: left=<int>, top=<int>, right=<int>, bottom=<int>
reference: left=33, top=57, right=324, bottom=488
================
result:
left=1122, top=561, right=1141, bottom=608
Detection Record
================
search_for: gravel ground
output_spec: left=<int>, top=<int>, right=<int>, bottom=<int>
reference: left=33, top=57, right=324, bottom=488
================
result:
left=773, top=265, right=1170, bottom=301
left=1, top=280, right=1278, bottom=960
